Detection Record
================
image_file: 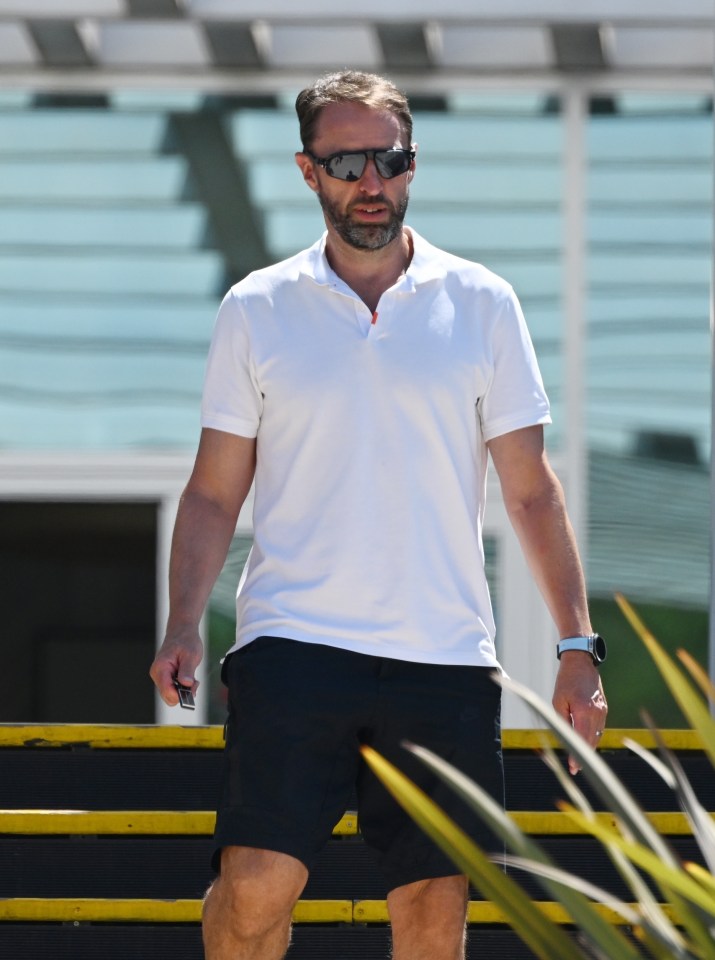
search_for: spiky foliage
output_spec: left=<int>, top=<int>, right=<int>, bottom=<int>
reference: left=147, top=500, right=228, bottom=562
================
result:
left=362, top=595, right=715, bottom=959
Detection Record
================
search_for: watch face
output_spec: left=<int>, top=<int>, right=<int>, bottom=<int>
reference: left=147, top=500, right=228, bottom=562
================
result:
left=592, top=634, right=607, bottom=663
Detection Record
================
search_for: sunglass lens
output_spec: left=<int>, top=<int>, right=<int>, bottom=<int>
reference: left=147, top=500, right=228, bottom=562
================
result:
left=375, top=150, right=411, bottom=178
left=326, top=153, right=366, bottom=181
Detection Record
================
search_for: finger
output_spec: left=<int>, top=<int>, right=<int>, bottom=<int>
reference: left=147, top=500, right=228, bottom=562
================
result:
left=572, top=711, right=604, bottom=750
left=566, top=714, right=585, bottom=774
left=569, top=707, right=607, bottom=774
left=550, top=694, right=577, bottom=773
left=558, top=699, right=599, bottom=772
left=569, top=728, right=603, bottom=775
left=175, top=657, right=201, bottom=693
left=150, top=660, right=181, bottom=706
left=551, top=696, right=572, bottom=729
left=176, top=671, right=199, bottom=693
left=161, top=674, right=181, bottom=706
left=567, top=731, right=601, bottom=776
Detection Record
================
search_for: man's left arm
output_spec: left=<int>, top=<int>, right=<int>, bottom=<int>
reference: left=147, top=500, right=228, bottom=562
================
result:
left=487, top=424, right=607, bottom=774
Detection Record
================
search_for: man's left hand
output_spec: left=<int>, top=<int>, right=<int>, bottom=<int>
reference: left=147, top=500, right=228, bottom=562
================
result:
left=552, top=652, right=608, bottom=775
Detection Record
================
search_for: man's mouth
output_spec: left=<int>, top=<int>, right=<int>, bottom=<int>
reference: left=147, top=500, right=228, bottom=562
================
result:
left=352, top=204, right=389, bottom=219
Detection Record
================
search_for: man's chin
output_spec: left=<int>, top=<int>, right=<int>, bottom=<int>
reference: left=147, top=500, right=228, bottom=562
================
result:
left=341, top=222, right=401, bottom=251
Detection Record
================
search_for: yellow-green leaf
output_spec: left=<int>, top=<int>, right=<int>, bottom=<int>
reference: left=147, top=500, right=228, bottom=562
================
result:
left=562, top=806, right=715, bottom=919
left=360, top=746, right=585, bottom=960
left=615, top=594, right=715, bottom=769
left=678, top=648, right=715, bottom=708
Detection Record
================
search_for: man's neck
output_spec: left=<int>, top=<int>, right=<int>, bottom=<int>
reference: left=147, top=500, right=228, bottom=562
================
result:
left=325, top=229, right=413, bottom=314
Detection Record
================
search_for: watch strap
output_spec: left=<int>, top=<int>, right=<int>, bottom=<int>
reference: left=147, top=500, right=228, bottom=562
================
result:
left=557, top=635, right=597, bottom=659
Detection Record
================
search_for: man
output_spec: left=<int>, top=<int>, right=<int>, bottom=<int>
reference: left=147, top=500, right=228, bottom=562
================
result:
left=150, top=70, right=607, bottom=960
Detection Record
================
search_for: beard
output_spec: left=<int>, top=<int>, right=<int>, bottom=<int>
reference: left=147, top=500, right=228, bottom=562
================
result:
left=318, top=191, right=409, bottom=251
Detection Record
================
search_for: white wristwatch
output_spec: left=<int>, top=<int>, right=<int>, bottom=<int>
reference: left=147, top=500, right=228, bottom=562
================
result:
left=556, top=634, right=607, bottom=664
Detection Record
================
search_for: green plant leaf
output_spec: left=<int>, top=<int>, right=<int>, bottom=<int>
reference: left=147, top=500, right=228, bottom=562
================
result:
left=562, top=807, right=715, bottom=920
left=500, top=856, right=640, bottom=923
left=615, top=594, right=715, bottom=768
left=408, top=740, right=676, bottom=960
left=539, top=741, right=688, bottom=955
left=615, top=596, right=715, bottom=956
left=499, top=854, right=694, bottom=960
left=621, top=737, right=676, bottom=791
left=564, top=804, right=715, bottom=959
left=495, top=673, right=676, bottom=864
left=686, top=862, right=715, bottom=896
left=500, top=858, right=686, bottom=960
left=495, top=668, right=715, bottom=955
left=678, top=649, right=715, bottom=709
left=360, top=745, right=585, bottom=960
left=642, top=722, right=715, bottom=874
left=359, top=598, right=715, bottom=960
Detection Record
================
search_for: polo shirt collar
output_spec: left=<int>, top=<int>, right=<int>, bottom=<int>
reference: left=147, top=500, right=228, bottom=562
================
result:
left=301, top=233, right=333, bottom=286
left=402, top=228, right=445, bottom=287
left=299, top=227, right=445, bottom=290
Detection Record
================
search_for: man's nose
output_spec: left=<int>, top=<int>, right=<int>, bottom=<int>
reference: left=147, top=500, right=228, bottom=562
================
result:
left=357, top=156, right=383, bottom=191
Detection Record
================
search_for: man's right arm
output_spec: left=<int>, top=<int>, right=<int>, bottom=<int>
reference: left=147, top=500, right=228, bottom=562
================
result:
left=149, top=427, right=257, bottom=707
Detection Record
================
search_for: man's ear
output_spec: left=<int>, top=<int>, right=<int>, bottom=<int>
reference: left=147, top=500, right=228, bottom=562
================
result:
left=295, top=152, right=319, bottom=193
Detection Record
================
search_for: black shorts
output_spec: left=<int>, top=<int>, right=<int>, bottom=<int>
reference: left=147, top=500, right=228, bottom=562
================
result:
left=212, top=636, right=504, bottom=893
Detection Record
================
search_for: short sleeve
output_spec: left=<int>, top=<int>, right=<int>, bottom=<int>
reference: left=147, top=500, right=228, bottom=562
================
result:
left=478, top=287, right=551, bottom=442
left=200, top=289, right=263, bottom=439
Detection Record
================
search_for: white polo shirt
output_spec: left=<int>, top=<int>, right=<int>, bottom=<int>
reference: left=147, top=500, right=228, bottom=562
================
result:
left=201, top=228, right=550, bottom=667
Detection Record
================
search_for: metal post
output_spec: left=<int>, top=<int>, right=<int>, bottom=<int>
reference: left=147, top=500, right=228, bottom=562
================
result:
left=562, top=86, right=588, bottom=555
left=710, top=180, right=715, bottom=697
left=710, top=42, right=715, bottom=702
left=155, top=495, right=207, bottom=725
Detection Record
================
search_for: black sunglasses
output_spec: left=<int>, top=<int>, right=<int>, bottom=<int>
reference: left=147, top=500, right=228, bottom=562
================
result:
left=306, top=147, right=415, bottom=182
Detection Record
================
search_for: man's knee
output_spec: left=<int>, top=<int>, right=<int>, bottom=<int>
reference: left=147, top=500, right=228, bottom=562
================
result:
left=203, top=846, right=308, bottom=941
left=388, top=875, right=468, bottom=959
left=388, top=874, right=468, bottom=913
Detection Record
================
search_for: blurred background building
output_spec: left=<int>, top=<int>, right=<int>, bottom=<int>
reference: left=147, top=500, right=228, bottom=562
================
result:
left=0, top=0, right=711, bottom=727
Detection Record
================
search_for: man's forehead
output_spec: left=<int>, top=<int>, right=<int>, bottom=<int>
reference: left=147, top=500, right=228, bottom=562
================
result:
left=312, top=101, right=406, bottom=148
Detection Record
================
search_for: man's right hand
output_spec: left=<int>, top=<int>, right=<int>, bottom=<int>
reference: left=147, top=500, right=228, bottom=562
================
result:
left=149, top=629, right=203, bottom=707
left=148, top=429, right=256, bottom=709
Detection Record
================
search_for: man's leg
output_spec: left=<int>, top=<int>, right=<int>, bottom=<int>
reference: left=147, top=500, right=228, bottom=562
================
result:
left=388, top=874, right=469, bottom=960
left=202, top=846, right=308, bottom=960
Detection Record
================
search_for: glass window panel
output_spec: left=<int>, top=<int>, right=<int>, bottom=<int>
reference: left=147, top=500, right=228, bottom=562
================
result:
left=0, top=99, right=219, bottom=451
left=0, top=93, right=563, bottom=452
left=586, top=95, right=712, bottom=726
